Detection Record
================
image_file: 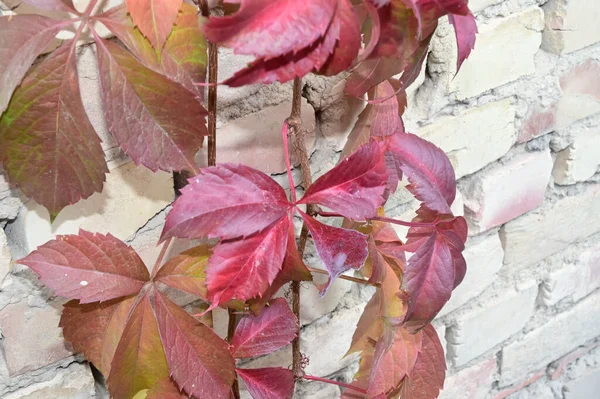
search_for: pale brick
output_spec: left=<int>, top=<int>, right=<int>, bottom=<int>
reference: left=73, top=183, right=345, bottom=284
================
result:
left=198, top=98, right=316, bottom=174
left=500, top=290, right=600, bottom=386
left=553, top=128, right=600, bottom=185
left=447, top=284, right=537, bottom=367
left=0, top=170, right=21, bottom=221
left=449, top=8, right=544, bottom=100
left=542, top=0, right=600, bottom=54
left=5, top=162, right=172, bottom=258
left=468, top=0, right=502, bottom=13
left=300, top=304, right=362, bottom=376
left=564, top=369, right=600, bottom=399
left=301, top=273, right=352, bottom=326
left=0, top=300, right=73, bottom=376
left=0, top=229, right=11, bottom=283
left=417, top=99, right=516, bottom=178
left=494, top=371, right=545, bottom=398
left=501, top=185, right=600, bottom=269
left=438, top=233, right=504, bottom=317
left=3, top=362, right=95, bottom=399
left=438, top=356, right=497, bottom=399
left=462, top=150, right=552, bottom=234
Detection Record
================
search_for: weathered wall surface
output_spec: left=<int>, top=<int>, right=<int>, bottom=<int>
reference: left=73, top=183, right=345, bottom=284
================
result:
left=1, top=0, right=600, bottom=397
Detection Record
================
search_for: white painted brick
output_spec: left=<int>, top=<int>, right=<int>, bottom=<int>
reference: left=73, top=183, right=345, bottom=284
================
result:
left=3, top=362, right=95, bottom=399
left=418, top=99, right=516, bottom=179
left=300, top=273, right=352, bottom=326
left=449, top=8, right=544, bottom=100
left=501, top=290, right=600, bottom=386
left=447, top=284, right=537, bottom=367
left=462, top=150, right=552, bottom=234
left=564, top=369, right=600, bottom=399
left=542, top=0, right=600, bottom=54
left=469, top=0, right=502, bottom=13
left=553, top=128, right=600, bottom=185
left=5, top=162, right=173, bottom=258
left=300, top=304, right=362, bottom=376
left=501, top=185, right=600, bottom=269
left=0, top=171, right=21, bottom=221
left=438, top=233, right=504, bottom=317
left=197, top=99, right=316, bottom=174
left=542, top=244, right=600, bottom=306
left=0, top=229, right=10, bottom=284
left=439, top=356, right=497, bottom=399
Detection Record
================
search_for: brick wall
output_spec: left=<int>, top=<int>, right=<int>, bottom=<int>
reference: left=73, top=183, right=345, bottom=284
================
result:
left=1, top=0, right=600, bottom=398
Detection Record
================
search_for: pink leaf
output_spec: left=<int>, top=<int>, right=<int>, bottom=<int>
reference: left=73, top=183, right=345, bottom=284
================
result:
left=386, top=132, right=456, bottom=215
left=125, top=0, right=183, bottom=49
left=237, top=368, right=294, bottom=399
left=319, top=0, right=362, bottom=76
left=299, top=141, right=388, bottom=221
left=400, top=324, right=446, bottom=399
left=20, top=0, right=76, bottom=12
left=19, top=231, right=149, bottom=303
left=231, top=298, right=297, bottom=358
left=299, top=212, right=368, bottom=294
left=154, top=291, right=236, bottom=399
left=402, top=0, right=469, bottom=38
left=448, top=11, right=477, bottom=72
left=370, top=81, right=403, bottom=137
left=162, top=165, right=291, bottom=241
left=0, top=15, right=65, bottom=115
left=206, top=217, right=290, bottom=307
left=203, top=0, right=338, bottom=59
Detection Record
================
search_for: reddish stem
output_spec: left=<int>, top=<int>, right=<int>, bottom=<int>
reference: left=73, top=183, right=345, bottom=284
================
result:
left=303, top=375, right=367, bottom=395
left=308, top=267, right=379, bottom=287
left=316, top=210, right=442, bottom=228
left=281, top=123, right=297, bottom=203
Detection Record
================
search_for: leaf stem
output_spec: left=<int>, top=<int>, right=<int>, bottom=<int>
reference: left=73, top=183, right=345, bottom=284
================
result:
left=150, top=238, right=172, bottom=280
left=372, top=215, right=441, bottom=228
left=303, top=375, right=368, bottom=395
left=308, top=268, right=380, bottom=287
left=281, top=123, right=297, bottom=203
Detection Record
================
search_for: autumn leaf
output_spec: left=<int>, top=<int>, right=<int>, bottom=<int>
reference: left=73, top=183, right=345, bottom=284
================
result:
left=107, top=293, right=170, bottom=399
left=18, top=230, right=149, bottom=303
left=231, top=298, right=297, bottom=358
left=20, top=0, right=76, bottom=12
left=299, top=141, right=389, bottom=221
left=237, top=368, right=295, bottom=399
left=0, top=15, right=65, bottom=116
left=125, top=0, right=183, bottom=49
left=299, top=211, right=369, bottom=294
left=400, top=324, right=446, bottom=399
left=206, top=217, right=290, bottom=307
left=60, top=296, right=137, bottom=376
left=161, top=164, right=291, bottom=242
left=0, top=40, right=107, bottom=219
left=99, top=3, right=207, bottom=99
left=386, top=131, right=456, bottom=215
left=145, top=378, right=188, bottom=399
left=449, top=11, right=478, bottom=71
left=154, top=291, right=236, bottom=399
left=95, top=39, right=206, bottom=173
left=155, top=245, right=210, bottom=300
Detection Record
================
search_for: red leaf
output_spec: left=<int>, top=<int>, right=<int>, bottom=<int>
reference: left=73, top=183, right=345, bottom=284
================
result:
left=161, top=165, right=290, bottom=241
left=299, top=141, right=388, bottom=221
left=155, top=245, right=210, bottom=300
left=370, top=81, right=403, bottom=137
left=60, top=296, right=137, bottom=376
left=206, top=217, right=289, bottom=307
left=203, top=0, right=337, bottom=59
left=386, top=132, right=456, bottom=215
left=19, top=230, right=149, bottom=303
left=448, top=11, right=477, bottom=72
left=367, top=327, right=423, bottom=397
left=403, top=0, right=469, bottom=38
left=299, top=212, right=368, bottom=294
left=0, top=40, right=108, bottom=219
left=400, top=324, right=446, bottom=399
left=126, top=0, right=183, bottom=48
left=0, top=15, right=64, bottom=115
left=154, top=291, right=236, bottom=399
left=237, top=368, right=294, bottom=399
left=95, top=39, right=206, bottom=173
left=107, top=293, right=170, bottom=399
left=319, top=0, right=362, bottom=76
left=401, top=215, right=467, bottom=330
left=98, top=3, right=207, bottom=100
left=231, top=298, right=297, bottom=358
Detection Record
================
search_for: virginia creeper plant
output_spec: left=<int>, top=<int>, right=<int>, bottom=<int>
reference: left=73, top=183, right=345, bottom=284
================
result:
left=0, top=0, right=478, bottom=397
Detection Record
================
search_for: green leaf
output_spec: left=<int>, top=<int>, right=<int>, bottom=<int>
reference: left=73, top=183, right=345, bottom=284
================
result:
left=95, top=39, right=207, bottom=173
left=0, top=40, right=108, bottom=219
left=0, top=15, right=65, bottom=116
